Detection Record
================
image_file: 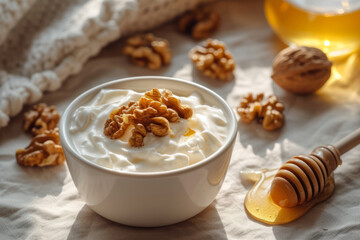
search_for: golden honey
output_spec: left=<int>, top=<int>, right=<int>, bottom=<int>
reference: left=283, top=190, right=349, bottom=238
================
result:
left=243, top=169, right=334, bottom=225
left=183, top=128, right=195, bottom=137
left=265, top=0, right=360, bottom=57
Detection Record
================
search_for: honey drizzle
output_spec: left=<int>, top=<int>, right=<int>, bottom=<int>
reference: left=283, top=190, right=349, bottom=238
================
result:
left=183, top=128, right=196, bottom=137
left=243, top=169, right=335, bottom=225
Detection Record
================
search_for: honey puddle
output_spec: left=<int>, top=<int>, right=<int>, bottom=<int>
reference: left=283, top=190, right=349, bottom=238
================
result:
left=184, top=128, right=196, bottom=137
left=243, top=169, right=334, bottom=225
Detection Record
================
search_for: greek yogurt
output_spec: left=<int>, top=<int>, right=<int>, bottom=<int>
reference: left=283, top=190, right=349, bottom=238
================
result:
left=69, top=89, right=228, bottom=173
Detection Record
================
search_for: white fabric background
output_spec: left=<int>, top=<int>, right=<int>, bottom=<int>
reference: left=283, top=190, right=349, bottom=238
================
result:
left=0, top=0, right=209, bottom=128
left=1, top=0, right=360, bottom=239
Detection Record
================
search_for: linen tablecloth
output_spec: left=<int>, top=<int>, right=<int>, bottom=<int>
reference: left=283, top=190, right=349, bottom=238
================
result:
left=1, top=0, right=360, bottom=239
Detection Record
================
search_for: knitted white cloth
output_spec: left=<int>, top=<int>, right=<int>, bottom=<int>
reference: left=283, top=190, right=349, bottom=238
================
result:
left=0, top=0, right=209, bottom=128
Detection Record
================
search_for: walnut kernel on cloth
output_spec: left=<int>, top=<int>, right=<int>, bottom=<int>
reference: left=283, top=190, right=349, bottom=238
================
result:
left=16, top=128, right=65, bottom=167
left=271, top=46, right=332, bottom=94
left=237, top=93, right=285, bottom=131
left=190, top=39, right=235, bottom=81
left=104, top=89, right=193, bottom=147
left=237, top=93, right=264, bottom=123
left=24, top=103, right=60, bottom=136
left=178, top=7, right=220, bottom=39
left=123, top=33, right=172, bottom=69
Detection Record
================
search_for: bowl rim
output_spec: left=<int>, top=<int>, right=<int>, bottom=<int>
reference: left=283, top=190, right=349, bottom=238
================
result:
left=59, top=76, right=237, bottom=178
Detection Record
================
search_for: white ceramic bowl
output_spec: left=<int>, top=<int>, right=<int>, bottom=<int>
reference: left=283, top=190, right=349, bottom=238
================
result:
left=59, top=76, right=237, bottom=227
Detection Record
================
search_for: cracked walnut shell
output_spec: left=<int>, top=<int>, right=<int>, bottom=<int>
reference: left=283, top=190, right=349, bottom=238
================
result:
left=16, top=128, right=65, bottom=167
left=178, top=7, right=220, bottom=39
left=190, top=39, right=235, bottom=81
left=123, top=33, right=172, bottom=69
left=237, top=93, right=285, bottom=131
left=23, top=103, right=60, bottom=136
left=271, top=46, right=332, bottom=94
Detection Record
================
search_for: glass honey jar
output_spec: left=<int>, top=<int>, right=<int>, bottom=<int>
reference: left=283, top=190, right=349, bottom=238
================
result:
left=265, top=0, right=360, bottom=57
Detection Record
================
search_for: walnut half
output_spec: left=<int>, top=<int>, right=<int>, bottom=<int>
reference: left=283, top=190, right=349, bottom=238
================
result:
left=190, top=39, right=235, bottom=81
left=262, top=107, right=284, bottom=131
left=237, top=93, right=285, bottom=131
left=237, top=93, right=263, bottom=123
left=123, top=33, right=172, bottom=69
left=16, top=128, right=65, bottom=167
left=23, top=103, right=60, bottom=136
left=178, top=7, right=220, bottom=39
left=271, top=46, right=332, bottom=94
left=129, top=124, right=147, bottom=147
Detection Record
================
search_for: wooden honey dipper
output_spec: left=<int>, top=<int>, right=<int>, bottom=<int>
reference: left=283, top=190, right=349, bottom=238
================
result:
left=270, top=128, right=360, bottom=208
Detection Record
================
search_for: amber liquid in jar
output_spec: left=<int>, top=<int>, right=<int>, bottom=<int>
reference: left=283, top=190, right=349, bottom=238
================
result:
left=265, top=0, right=360, bottom=57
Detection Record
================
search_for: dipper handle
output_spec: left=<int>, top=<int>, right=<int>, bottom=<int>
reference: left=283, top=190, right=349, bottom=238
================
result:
left=334, top=128, right=360, bottom=155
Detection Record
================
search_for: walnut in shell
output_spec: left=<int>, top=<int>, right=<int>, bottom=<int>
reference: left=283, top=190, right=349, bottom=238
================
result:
left=271, top=46, right=332, bottom=94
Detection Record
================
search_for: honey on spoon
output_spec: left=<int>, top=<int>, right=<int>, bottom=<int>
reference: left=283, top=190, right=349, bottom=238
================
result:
left=244, top=128, right=360, bottom=225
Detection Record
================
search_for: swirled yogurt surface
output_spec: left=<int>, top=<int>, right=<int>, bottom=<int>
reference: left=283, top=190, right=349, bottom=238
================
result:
left=69, top=89, right=228, bottom=172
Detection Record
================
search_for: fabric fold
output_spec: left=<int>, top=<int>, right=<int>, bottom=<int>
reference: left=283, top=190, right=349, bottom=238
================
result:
left=0, top=0, right=210, bottom=128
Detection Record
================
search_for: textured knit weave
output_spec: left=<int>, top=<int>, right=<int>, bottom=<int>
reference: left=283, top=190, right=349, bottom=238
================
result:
left=0, top=0, right=210, bottom=128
